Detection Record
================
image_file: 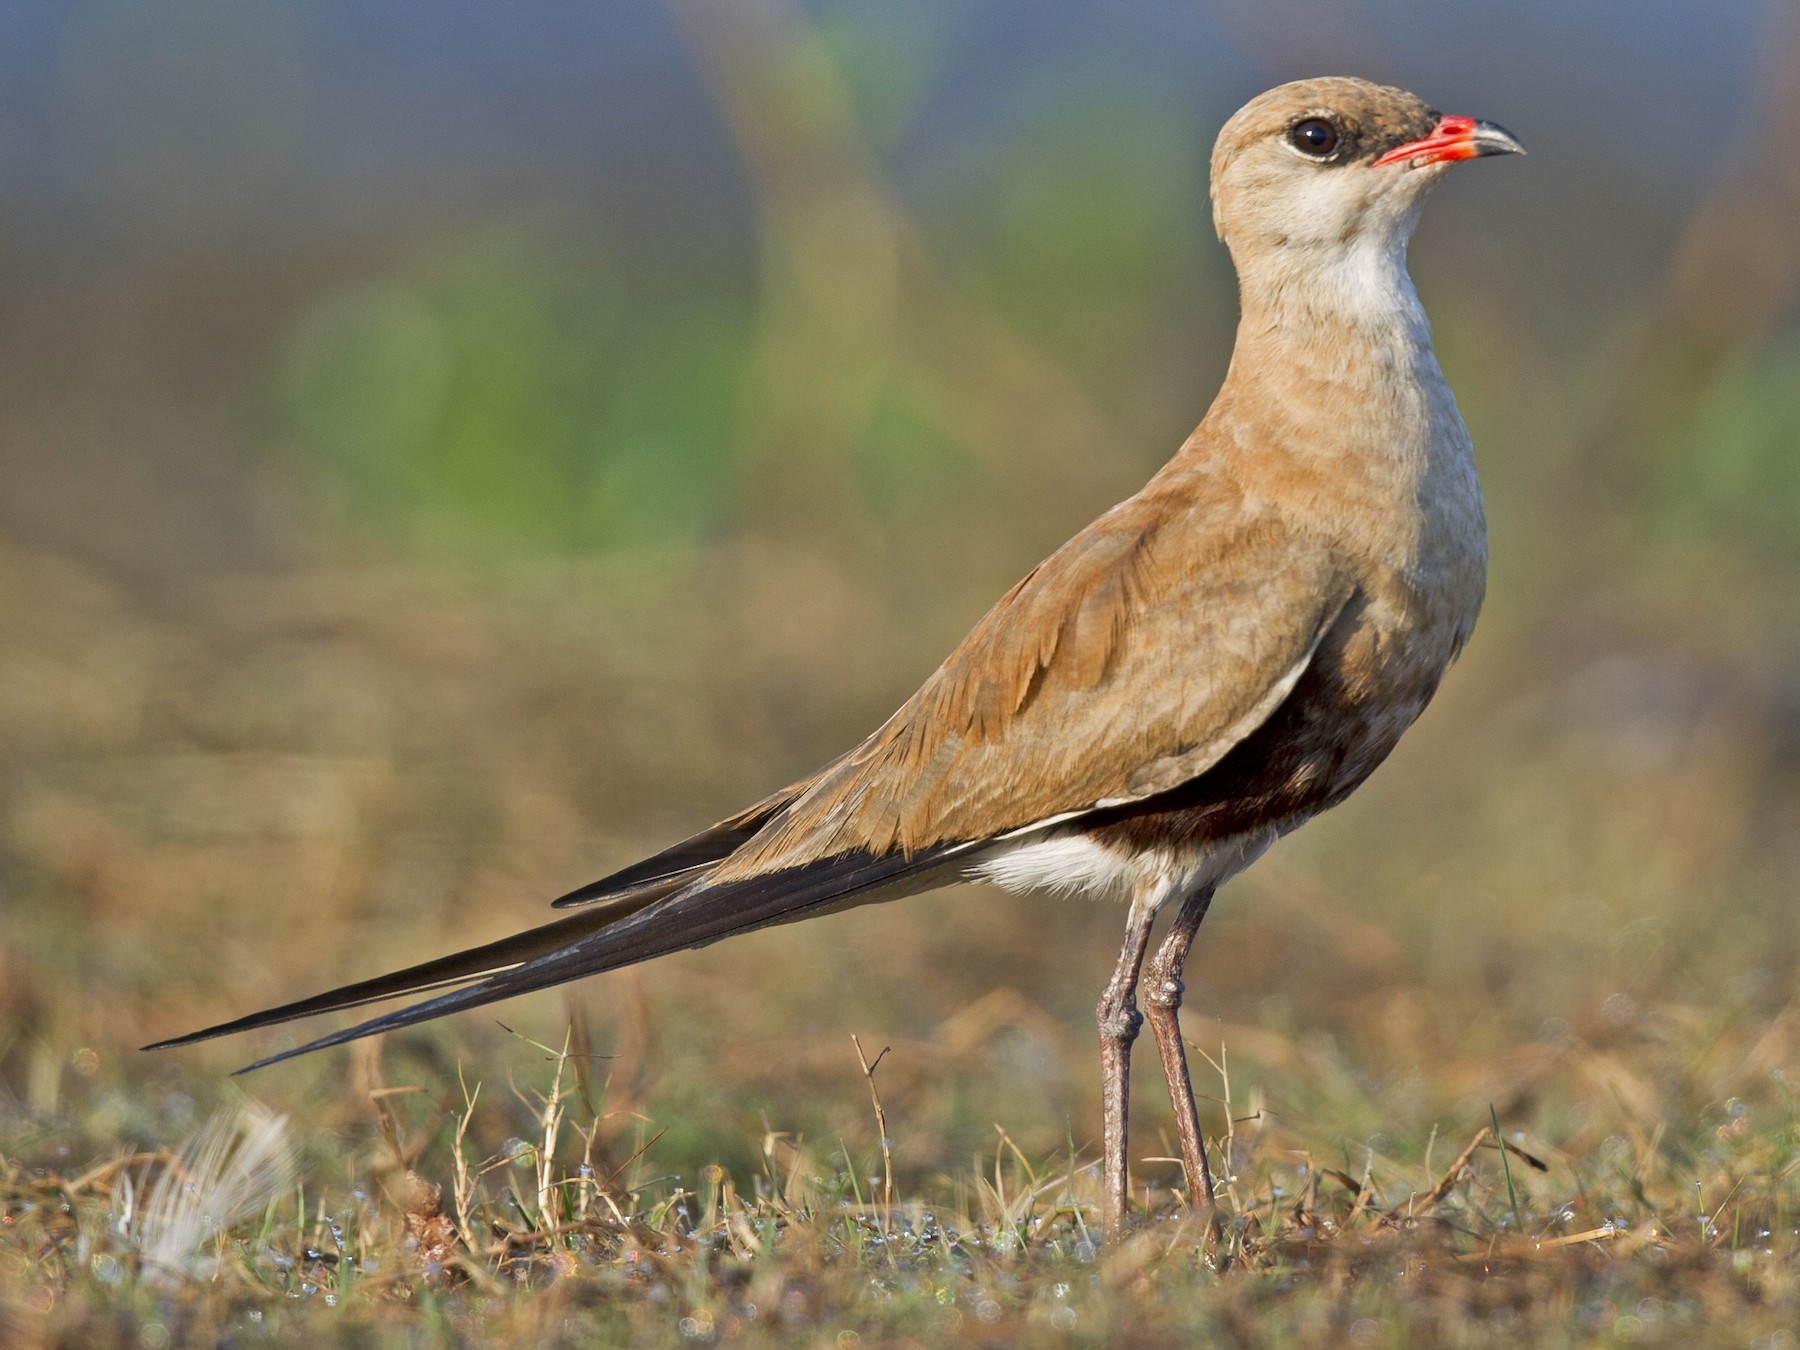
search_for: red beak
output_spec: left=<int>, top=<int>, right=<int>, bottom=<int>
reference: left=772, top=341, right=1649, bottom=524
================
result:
left=1371, top=114, right=1525, bottom=169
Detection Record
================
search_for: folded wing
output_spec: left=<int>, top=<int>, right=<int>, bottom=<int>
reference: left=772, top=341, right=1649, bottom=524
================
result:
left=713, top=478, right=1351, bottom=876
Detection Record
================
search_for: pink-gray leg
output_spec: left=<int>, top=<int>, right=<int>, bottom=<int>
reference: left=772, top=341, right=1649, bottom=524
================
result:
left=1096, top=902, right=1157, bottom=1238
left=1143, top=884, right=1220, bottom=1219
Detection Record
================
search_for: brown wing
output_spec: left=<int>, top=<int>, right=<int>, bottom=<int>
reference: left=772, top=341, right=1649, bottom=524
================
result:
left=715, top=475, right=1352, bottom=877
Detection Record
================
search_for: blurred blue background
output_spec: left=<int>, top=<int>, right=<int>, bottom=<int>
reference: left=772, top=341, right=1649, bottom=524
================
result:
left=0, top=0, right=1788, bottom=586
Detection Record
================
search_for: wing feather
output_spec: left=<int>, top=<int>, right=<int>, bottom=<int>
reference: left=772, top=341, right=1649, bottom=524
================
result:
left=715, top=477, right=1353, bottom=876
left=549, top=769, right=839, bottom=908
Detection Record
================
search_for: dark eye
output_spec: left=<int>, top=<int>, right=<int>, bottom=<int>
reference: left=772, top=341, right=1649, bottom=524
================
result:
left=1288, top=118, right=1340, bottom=158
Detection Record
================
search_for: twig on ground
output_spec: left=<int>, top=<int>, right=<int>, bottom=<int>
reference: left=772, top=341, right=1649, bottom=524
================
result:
left=1423, top=1127, right=1495, bottom=1208
left=851, top=1034, right=895, bottom=1232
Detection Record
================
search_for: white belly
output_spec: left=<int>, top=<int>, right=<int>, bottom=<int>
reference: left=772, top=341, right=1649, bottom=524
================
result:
left=966, top=825, right=1277, bottom=910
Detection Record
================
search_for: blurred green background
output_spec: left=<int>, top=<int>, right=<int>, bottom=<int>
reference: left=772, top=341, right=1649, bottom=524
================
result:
left=2, top=0, right=1799, bottom=1191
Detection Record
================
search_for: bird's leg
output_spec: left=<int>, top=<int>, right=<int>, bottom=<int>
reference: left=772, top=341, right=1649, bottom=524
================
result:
left=1143, top=884, right=1219, bottom=1215
left=1096, top=900, right=1157, bottom=1239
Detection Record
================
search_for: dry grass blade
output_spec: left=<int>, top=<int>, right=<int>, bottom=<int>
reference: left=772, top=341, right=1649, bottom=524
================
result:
left=1421, top=1126, right=1494, bottom=1208
left=851, top=1034, right=895, bottom=1233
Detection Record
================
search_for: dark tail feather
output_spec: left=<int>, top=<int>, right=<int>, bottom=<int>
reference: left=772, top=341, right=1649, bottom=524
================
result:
left=549, top=773, right=841, bottom=909
left=230, top=844, right=965, bottom=1074
left=550, top=826, right=745, bottom=909
left=141, top=884, right=678, bottom=1052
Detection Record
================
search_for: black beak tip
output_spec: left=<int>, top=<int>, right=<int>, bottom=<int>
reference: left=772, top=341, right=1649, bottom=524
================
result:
left=1473, top=119, right=1526, bottom=158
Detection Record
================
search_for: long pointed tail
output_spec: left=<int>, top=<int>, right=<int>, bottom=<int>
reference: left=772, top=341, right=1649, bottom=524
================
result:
left=142, top=883, right=680, bottom=1051
left=146, top=843, right=964, bottom=1073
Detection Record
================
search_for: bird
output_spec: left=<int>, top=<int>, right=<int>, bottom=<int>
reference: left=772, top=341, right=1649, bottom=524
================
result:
left=148, top=77, right=1522, bottom=1239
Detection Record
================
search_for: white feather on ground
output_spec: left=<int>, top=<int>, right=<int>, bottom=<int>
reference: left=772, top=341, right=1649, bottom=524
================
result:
left=136, top=1103, right=294, bottom=1283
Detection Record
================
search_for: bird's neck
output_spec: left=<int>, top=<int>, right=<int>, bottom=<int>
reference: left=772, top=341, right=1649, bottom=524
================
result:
left=1233, top=230, right=1431, bottom=349
left=1193, top=229, right=1480, bottom=568
left=1207, top=228, right=1449, bottom=450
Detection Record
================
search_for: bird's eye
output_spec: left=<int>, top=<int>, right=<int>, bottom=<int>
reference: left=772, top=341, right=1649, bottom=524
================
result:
left=1288, top=118, right=1340, bottom=159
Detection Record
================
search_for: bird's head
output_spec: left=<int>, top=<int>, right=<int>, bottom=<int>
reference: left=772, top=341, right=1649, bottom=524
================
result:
left=1210, top=77, right=1523, bottom=277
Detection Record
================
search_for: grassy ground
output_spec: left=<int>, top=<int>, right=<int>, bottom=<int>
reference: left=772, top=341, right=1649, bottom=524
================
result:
left=5, top=1028, right=1800, bottom=1349
left=2, top=518, right=1798, bottom=1348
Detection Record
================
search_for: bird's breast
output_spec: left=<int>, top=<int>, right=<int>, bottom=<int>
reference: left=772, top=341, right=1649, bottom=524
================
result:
left=1069, top=493, right=1483, bottom=872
